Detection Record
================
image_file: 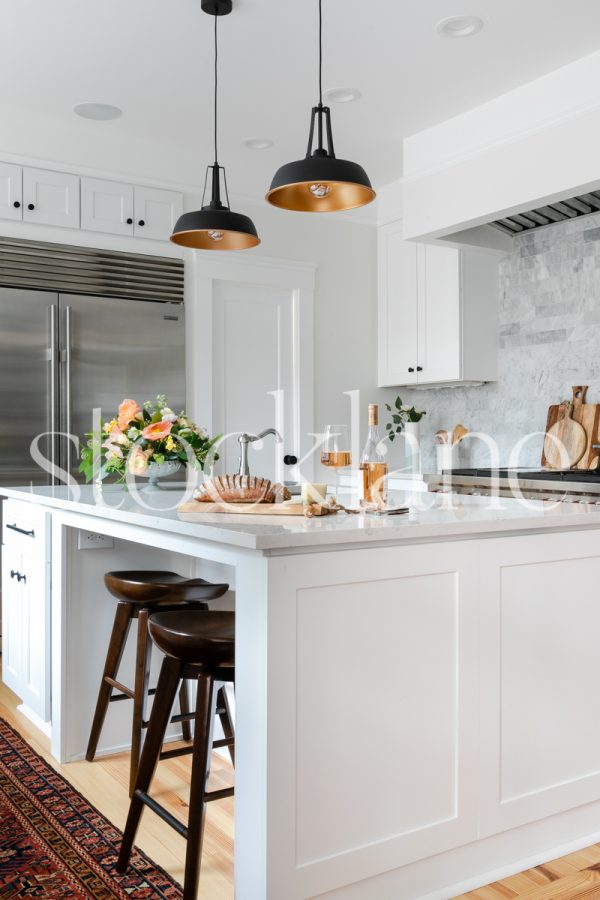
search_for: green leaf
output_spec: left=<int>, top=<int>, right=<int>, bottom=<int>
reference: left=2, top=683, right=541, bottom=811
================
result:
left=392, top=414, right=401, bottom=424
left=389, top=433, right=395, bottom=442
left=386, top=423, right=392, bottom=429
left=395, top=396, right=402, bottom=410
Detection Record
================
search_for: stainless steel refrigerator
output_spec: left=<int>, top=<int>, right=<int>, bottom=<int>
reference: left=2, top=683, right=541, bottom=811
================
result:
left=0, top=287, right=186, bottom=486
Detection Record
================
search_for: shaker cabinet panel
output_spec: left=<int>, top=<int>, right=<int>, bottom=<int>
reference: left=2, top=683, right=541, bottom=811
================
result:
left=418, top=243, right=461, bottom=384
left=378, top=226, right=418, bottom=386
left=378, top=221, right=498, bottom=387
left=1, top=500, right=51, bottom=722
left=22, top=167, right=80, bottom=229
left=81, top=177, right=134, bottom=236
left=134, top=186, right=183, bottom=241
left=0, top=162, right=23, bottom=221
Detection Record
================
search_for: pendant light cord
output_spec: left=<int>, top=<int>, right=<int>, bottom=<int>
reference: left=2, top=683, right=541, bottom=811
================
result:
left=318, top=0, right=323, bottom=106
left=214, top=11, right=219, bottom=164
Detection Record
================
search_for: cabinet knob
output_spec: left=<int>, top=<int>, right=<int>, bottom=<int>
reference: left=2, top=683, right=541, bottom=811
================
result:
left=126, top=217, right=133, bottom=225
left=13, top=200, right=20, bottom=209
left=283, top=454, right=298, bottom=466
left=27, top=203, right=35, bottom=211
left=408, top=367, right=415, bottom=373
left=416, top=366, right=423, bottom=372
left=138, top=219, right=145, bottom=227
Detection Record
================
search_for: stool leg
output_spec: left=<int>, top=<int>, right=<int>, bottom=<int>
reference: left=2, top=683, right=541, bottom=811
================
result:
left=179, top=679, right=193, bottom=742
left=216, top=685, right=235, bottom=766
left=86, top=601, right=133, bottom=762
left=129, top=608, right=153, bottom=797
left=117, top=655, right=183, bottom=873
left=183, top=672, right=216, bottom=900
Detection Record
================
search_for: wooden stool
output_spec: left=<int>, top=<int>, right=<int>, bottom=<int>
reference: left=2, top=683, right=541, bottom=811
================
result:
left=117, top=609, right=235, bottom=900
left=85, top=570, right=229, bottom=796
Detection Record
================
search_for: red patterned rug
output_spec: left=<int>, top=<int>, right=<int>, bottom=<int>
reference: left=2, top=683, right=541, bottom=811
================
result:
left=0, top=717, right=182, bottom=898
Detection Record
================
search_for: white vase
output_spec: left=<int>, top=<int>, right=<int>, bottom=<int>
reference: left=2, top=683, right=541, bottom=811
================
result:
left=403, top=421, right=421, bottom=472
left=140, top=460, right=181, bottom=490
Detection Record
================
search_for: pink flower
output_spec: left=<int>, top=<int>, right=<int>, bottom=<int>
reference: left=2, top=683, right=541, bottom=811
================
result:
left=128, top=446, right=152, bottom=474
left=102, top=438, right=124, bottom=460
left=142, top=420, right=172, bottom=441
left=117, top=399, right=142, bottom=431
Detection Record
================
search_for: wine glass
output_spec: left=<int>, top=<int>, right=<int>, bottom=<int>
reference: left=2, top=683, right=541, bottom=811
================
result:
left=320, top=424, right=352, bottom=501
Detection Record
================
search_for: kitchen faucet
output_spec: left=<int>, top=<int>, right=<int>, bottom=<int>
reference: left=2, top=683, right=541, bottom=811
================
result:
left=237, top=428, right=282, bottom=477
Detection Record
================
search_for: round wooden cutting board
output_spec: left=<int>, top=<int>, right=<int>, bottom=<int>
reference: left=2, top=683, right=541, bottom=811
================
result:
left=543, top=401, right=587, bottom=468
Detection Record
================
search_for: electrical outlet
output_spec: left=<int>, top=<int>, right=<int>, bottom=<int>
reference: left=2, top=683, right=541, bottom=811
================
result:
left=77, top=530, right=114, bottom=550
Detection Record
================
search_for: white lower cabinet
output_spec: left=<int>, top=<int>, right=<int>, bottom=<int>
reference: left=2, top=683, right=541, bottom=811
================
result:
left=1, top=500, right=51, bottom=721
left=378, top=220, right=499, bottom=387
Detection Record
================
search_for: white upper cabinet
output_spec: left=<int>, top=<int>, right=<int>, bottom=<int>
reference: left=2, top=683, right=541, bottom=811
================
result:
left=133, top=185, right=183, bottom=241
left=23, top=167, right=80, bottom=229
left=378, top=221, right=499, bottom=387
left=0, top=159, right=183, bottom=242
left=81, top=177, right=134, bottom=236
left=0, top=162, right=23, bottom=220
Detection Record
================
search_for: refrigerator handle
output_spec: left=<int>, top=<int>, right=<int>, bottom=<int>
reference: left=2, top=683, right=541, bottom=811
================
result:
left=64, top=305, right=72, bottom=476
left=49, top=304, right=59, bottom=483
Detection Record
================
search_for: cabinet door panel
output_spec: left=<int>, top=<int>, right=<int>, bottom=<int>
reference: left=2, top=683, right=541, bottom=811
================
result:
left=23, top=167, right=80, bottom=229
left=1, top=501, right=50, bottom=721
left=134, top=186, right=183, bottom=241
left=1, top=539, right=23, bottom=696
left=81, top=177, right=134, bottom=236
left=0, top=163, right=22, bottom=221
left=378, top=228, right=418, bottom=386
left=417, top=244, right=461, bottom=384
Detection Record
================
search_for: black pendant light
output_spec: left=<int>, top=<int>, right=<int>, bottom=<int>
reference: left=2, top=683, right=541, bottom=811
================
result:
left=266, top=0, right=375, bottom=213
left=171, top=0, right=260, bottom=251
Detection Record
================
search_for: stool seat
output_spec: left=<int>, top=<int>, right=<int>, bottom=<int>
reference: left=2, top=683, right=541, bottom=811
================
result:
left=104, top=570, right=229, bottom=605
left=149, top=610, right=235, bottom=666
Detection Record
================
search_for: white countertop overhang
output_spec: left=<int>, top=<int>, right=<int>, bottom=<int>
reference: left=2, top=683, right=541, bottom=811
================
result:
left=2, top=484, right=600, bottom=553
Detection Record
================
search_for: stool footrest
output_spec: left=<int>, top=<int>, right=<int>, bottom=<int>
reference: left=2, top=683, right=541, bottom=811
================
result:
left=105, top=677, right=135, bottom=699
left=159, top=745, right=194, bottom=761
left=205, top=786, right=235, bottom=802
left=134, top=789, right=188, bottom=839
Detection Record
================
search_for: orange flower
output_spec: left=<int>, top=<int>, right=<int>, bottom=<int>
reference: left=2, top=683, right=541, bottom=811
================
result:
left=141, top=420, right=172, bottom=441
left=117, top=398, right=141, bottom=431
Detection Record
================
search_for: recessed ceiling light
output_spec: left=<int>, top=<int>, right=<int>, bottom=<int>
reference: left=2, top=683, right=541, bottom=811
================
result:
left=73, top=102, right=123, bottom=121
left=323, top=86, right=362, bottom=104
left=242, top=138, right=274, bottom=150
left=435, top=15, right=484, bottom=38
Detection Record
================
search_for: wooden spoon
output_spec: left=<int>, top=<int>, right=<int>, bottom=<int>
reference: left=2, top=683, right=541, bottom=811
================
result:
left=435, top=429, right=450, bottom=445
left=452, top=424, right=469, bottom=445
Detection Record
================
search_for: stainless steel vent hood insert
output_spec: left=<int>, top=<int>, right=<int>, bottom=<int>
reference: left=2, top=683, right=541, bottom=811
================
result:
left=490, top=191, right=600, bottom=236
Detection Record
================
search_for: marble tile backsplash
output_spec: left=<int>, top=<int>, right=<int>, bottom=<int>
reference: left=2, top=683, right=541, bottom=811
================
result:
left=399, top=212, right=600, bottom=472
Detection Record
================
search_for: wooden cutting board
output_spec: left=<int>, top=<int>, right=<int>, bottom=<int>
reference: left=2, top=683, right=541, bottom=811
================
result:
left=541, top=386, right=600, bottom=469
left=178, top=501, right=305, bottom=516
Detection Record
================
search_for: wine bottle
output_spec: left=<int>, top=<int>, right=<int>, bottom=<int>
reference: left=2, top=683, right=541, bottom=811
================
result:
left=359, top=404, right=388, bottom=504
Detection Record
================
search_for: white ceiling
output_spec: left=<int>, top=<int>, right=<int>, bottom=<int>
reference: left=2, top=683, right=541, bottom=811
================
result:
left=2, top=0, right=600, bottom=199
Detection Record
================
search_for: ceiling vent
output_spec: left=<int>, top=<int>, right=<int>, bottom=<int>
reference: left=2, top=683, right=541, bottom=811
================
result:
left=490, top=191, right=600, bottom=236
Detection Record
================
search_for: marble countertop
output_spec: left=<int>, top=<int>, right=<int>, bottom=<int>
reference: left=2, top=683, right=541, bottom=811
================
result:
left=3, top=483, right=600, bottom=553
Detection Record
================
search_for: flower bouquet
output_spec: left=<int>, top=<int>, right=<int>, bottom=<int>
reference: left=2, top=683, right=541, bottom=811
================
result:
left=79, top=395, right=219, bottom=484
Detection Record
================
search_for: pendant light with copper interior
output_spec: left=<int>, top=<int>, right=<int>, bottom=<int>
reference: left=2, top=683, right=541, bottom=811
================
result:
left=171, top=0, right=260, bottom=250
left=266, top=0, right=375, bottom=213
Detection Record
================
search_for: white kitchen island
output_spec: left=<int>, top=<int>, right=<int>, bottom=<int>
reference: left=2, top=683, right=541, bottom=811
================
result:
left=4, top=484, right=600, bottom=900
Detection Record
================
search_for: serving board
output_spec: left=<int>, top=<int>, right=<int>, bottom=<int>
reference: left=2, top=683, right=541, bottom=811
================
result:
left=541, top=386, right=600, bottom=469
left=178, top=501, right=305, bottom=516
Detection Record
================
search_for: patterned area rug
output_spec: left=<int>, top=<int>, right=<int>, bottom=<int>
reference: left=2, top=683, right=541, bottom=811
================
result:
left=0, top=717, right=182, bottom=898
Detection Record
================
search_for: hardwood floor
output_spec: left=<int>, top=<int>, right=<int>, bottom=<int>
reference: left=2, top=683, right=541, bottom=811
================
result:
left=454, top=844, right=600, bottom=899
left=7, top=677, right=600, bottom=900
left=0, top=678, right=234, bottom=899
